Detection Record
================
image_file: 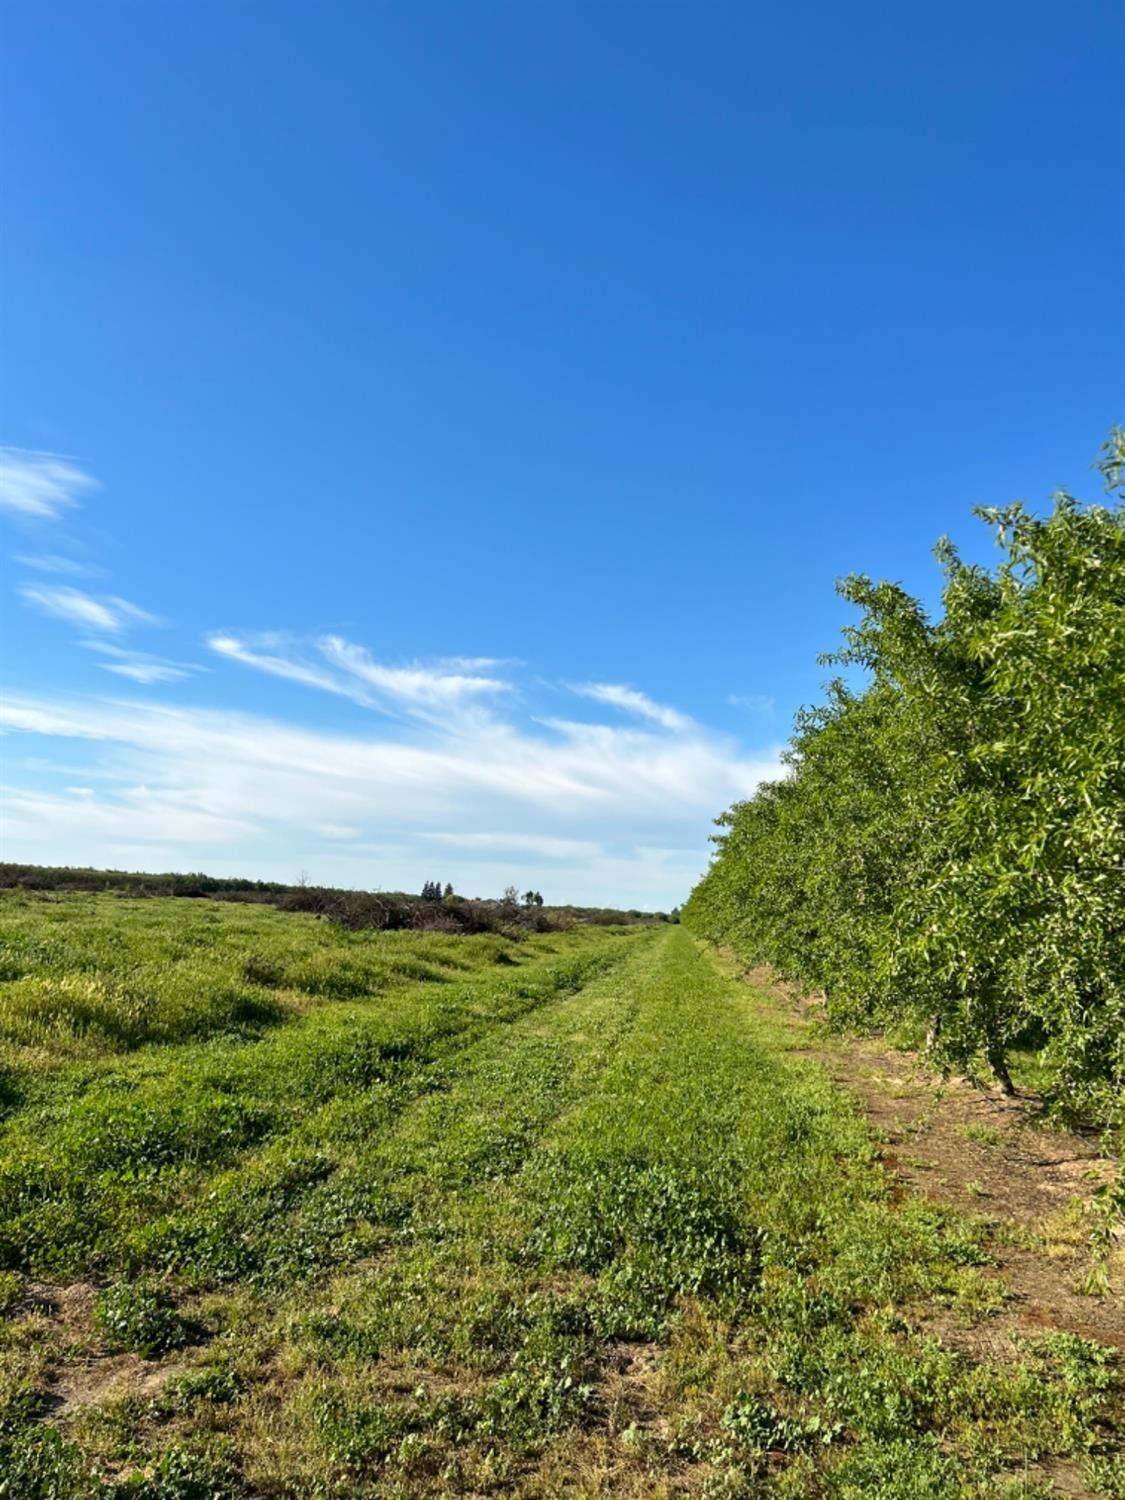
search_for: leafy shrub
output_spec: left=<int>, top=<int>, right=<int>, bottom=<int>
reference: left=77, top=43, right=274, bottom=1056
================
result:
left=719, top=1392, right=836, bottom=1457
left=64, top=1087, right=273, bottom=1176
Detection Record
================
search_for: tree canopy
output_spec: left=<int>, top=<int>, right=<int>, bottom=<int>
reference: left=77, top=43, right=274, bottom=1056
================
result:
left=684, top=431, right=1124, bottom=1123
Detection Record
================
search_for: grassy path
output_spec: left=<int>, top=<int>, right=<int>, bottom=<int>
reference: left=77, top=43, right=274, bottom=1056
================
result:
left=1, top=915, right=1121, bottom=1497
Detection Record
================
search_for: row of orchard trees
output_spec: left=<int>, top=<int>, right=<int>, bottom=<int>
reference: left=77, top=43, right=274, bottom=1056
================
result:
left=684, top=433, right=1124, bottom=1120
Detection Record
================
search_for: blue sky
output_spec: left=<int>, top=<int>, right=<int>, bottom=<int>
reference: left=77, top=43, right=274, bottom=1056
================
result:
left=1, top=0, right=1121, bottom=905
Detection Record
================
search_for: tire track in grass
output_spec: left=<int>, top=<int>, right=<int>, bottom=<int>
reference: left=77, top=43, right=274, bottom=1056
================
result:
left=245, top=928, right=1121, bottom=1498
left=508, top=933, right=1123, bottom=1499
left=173, top=927, right=657, bottom=1297
left=2, top=932, right=662, bottom=1497
left=10, top=930, right=1120, bottom=1497
left=0, top=930, right=650, bottom=1282
left=212, top=931, right=674, bottom=1494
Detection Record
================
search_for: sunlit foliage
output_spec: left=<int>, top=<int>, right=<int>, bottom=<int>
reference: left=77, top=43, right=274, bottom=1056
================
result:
left=685, top=432, right=1124, bottom=1120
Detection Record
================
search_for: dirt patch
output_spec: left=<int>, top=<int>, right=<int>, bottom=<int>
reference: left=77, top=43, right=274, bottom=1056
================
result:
left=11, top=1279, right=208, bottom=1421
left=737, top=964, right=1125, bottom=1349
left=50, top=1350, right=188, bottom=1417
left=18, top=1279, right=98, bottom=1330
left=598, top=1339, right=665, bottom=1434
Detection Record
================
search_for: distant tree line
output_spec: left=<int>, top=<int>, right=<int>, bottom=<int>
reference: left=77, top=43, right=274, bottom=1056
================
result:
left=0, top=865, right=293, bottom=898
left=0, top=865, right=674, bottom=934
left=684, top=431, right=1124, bottom=1125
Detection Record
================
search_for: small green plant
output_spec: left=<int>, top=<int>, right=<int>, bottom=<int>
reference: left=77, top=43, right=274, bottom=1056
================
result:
left=114, top=1440, right=244, bottom=1499
left=719, top=1392, right=837, bottom=1456
left=309, top=1389, right=410, bottom=1470
left=1083, top=1451, right=1125, bottom=1499
left=93, top=1281, right=188, bottom=1357
left=1080, top=1174, right=1125, bottom=1297
left=0, top=1270, right=22, bottom=1314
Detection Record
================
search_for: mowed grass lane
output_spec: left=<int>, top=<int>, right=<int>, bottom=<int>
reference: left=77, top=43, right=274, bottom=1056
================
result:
left=0, top=903, right=1121, bottom=1498
left=0, top=895, right=646, bottom=1281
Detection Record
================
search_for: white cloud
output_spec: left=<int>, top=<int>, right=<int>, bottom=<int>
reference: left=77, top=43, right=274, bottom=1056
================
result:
left=320, top=635, right=509, bottom=709
left=102, top=662, right=191, bottom=684
left=19, top=586, right=120, bottom=633
left=105, top=596, right=159, bottom=627
left=1, top=781, right=253, bottom=847
left=207, top=632, right=512, bottom=720
left=12, top=553, right=102, bottom=578
left=77, top=640, right=201, bottom=685
left=206, top=633, right=361, bottom=700
left=0, top=448, right=98, bottom=520
left=18, top=584, right=157, bottom=634
left=0, top=685, right=781, bottom=906
left=572, top=681, right=693, bottom=732
left=438, top=656, right=514, bottom=671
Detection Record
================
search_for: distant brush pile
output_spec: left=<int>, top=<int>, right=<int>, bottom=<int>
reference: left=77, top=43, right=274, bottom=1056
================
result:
left=274, top=884, right=562, bottom=935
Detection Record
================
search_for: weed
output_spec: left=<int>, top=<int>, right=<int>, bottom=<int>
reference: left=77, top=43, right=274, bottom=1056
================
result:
left=93, top=1281, right=188, bottom=1357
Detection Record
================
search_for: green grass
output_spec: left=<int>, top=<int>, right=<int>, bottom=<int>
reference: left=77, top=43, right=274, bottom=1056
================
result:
left=0, top=893, right=1120, bottom=1497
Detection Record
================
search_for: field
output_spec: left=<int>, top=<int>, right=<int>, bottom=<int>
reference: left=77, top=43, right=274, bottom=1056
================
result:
left=0, top=892, right=1121, bottom=1498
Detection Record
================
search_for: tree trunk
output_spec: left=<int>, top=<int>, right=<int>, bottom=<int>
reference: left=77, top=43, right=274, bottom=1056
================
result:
left=984, top=1031, right=1015, bottom=1095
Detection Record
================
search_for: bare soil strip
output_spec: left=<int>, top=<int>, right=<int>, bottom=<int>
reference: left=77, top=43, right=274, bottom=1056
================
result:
left=735, top=961, right=1124, bottom=1352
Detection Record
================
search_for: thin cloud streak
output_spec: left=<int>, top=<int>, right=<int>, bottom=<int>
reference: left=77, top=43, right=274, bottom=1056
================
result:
left=77, top=640, right=203, bottom=685
left=0, top=448, right=98, bottom=520
left=320, top=635, right=509, bottom=707
left=12, top=553, right=103, bottom=578
left=728, top=693, right=777, bottom=715
left=18, top=585, right=157, bottom=634
left=572, top=682, right=693, bottom=732
left=207, top=633, right=369, bottom=704
left=103, top=662, right=192, bottom=684
left=207, top=632, right=513, bottom=721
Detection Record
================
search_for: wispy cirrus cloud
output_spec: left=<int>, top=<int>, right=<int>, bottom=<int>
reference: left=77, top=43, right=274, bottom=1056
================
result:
left=101, top=662, right=192, bottom=684
left=320, top=635, right=509, bottom=709
left=0, top=448, right=98, bottom=520
left=437, top=656, right=514, bottom=672
left=12, top=553, right=104, bottom=578
left=572, top=681, right=693, bottom=732
left=7, top=585, right=780, bottom=901
left=207, top=633, right=362, bottom=702
left=207, top=632, right=512, bottom=720
left=5, top=451, right=205, bottom=691
left=78, top=641, right=201, bottom=685
left=0, top=678, right=781, bottom=906
left=18, top=584, right=158, bottom=634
